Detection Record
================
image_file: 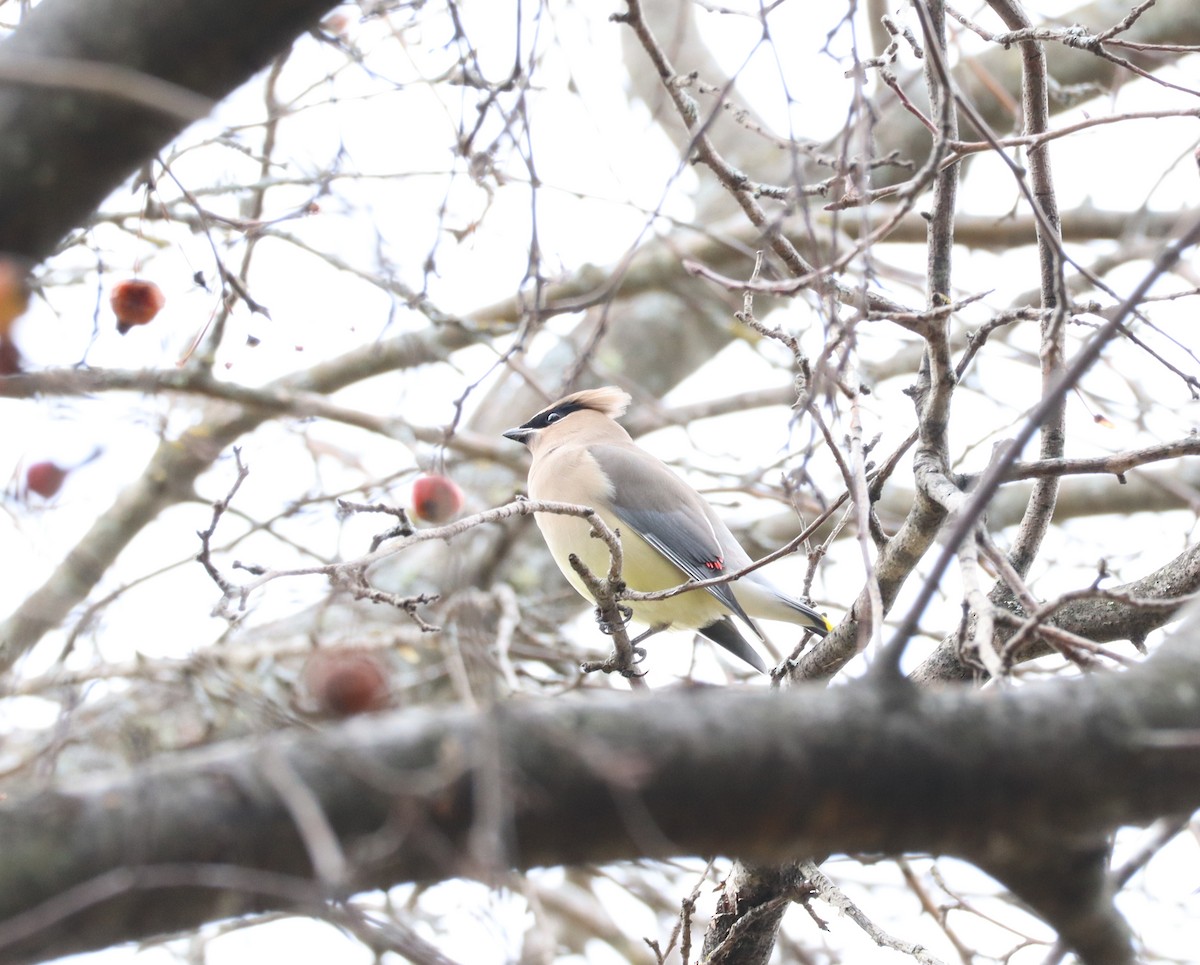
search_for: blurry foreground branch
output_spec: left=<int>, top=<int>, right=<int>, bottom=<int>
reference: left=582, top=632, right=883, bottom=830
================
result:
left=0, top=0, right=339, bottom=259
left=2, top=606, right=1200, bottom=964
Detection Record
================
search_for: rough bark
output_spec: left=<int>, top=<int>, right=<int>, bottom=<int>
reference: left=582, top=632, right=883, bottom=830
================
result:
left=2, top=605, right=1200, bottom=964
left=0, top=0, right=339, bottom=260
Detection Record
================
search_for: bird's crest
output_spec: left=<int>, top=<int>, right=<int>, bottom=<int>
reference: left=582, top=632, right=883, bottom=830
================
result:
left=551, top=386, right=631, bottom=419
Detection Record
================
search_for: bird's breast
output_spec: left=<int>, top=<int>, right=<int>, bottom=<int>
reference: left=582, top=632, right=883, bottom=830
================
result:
left=527, top=446, right=727, bottom=629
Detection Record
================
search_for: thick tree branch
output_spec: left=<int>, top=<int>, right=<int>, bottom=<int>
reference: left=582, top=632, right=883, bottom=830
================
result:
left=912, top=541, right=1200, bottom=684
left=0, top=0, right=340, bottom=260
left=3, top=607, right=1200, bottom=964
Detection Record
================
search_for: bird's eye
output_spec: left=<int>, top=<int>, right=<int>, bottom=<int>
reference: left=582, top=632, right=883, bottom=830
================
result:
left=545, top=411, right=562, bottom=424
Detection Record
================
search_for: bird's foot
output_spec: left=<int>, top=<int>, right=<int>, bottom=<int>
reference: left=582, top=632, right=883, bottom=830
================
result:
left=594, top=603, right=633, bottom=636
left=581, top=646, right=646, bottom=678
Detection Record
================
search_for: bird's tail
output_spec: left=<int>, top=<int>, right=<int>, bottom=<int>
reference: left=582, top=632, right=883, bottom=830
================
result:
left=698, top=617, right=769, bottom=673
left=734, top=573, right=831, bottom=636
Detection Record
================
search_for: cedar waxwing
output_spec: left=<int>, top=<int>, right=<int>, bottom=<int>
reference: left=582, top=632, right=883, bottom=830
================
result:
left=503, top=386, right=831, bottom=672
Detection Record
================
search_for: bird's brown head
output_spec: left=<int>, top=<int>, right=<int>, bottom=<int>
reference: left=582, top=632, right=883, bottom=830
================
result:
left=502, top=386, right=631, bottom=449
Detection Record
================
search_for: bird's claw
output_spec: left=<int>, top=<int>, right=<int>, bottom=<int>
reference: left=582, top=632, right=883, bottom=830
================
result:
left=594, top=604, right=633, bottom=636
left=580, top=645, right=647, bottom=678
left=621, top=646, right=647, bottom=675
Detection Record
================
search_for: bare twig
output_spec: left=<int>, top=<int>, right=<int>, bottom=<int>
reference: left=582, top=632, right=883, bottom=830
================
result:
left=195, top=448, right=251, bottom=601
left=799, top=860, right=948, bottom=965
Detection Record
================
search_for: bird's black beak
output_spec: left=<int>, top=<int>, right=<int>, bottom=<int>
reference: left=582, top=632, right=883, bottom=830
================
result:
left=502, top=426, right=532, bottom=446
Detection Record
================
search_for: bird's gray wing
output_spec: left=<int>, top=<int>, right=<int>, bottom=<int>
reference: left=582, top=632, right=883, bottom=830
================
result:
left=592, top=444, right=757, bottom=629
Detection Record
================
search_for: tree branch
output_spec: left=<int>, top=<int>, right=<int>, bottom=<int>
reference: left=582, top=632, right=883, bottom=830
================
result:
left=0, top=0, right=341, bottom=260
left=0, top=329, right=458, bottom=671
left=3, top=606, right=1200, bottom=964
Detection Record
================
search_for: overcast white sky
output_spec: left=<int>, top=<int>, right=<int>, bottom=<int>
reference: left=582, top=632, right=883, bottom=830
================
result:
left=4, top=0, right=1200, bottom=962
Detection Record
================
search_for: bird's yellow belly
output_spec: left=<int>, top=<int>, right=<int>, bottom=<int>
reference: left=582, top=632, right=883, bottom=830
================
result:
left=534, top=510, right=726, bottom=630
